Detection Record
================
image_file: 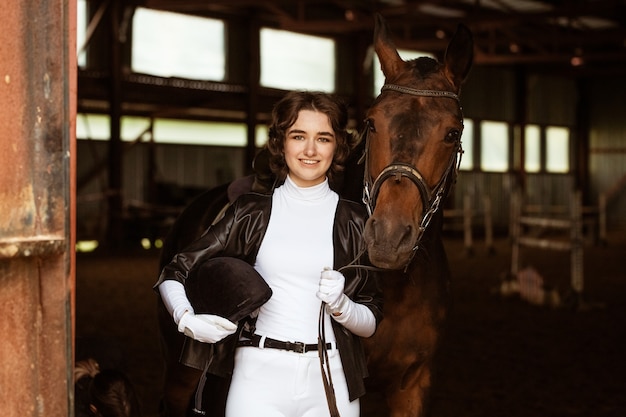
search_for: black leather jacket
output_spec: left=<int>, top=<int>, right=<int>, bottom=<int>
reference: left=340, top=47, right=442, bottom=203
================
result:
left=156, top=191, right=384, bottom=401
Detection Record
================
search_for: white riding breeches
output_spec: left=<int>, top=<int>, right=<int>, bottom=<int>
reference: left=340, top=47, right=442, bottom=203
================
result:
left=225, top=345, right=359, bottom=417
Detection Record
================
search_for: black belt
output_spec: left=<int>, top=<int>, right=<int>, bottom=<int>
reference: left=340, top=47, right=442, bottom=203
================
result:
left=237, top=332, right=332, bottom=354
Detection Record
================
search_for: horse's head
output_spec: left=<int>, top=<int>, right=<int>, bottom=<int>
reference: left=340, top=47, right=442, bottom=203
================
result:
left=363, top=15, right=473, bottom=270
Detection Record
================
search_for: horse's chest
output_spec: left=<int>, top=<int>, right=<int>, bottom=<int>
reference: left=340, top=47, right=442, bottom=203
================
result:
left=371, top=272, right=447, bottom=347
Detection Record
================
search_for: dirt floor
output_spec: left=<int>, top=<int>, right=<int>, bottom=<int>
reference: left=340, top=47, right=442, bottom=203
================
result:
left=76, top=231, right=626, bottom=417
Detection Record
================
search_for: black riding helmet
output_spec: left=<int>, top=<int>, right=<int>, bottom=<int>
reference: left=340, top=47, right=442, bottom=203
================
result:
left=185, top=257, right=272, bottom=323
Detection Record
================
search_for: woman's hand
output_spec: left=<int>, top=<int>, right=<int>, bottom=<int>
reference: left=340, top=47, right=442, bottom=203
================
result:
left=317, top=268, right=348, bottom=315
left=317, top=268, right=377, bottom=337
left=178, top=312, right=237, bottom=343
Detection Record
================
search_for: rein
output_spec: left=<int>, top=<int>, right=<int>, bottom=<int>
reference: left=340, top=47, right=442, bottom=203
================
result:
left=361, top=83, right=463, bottom=269
left=316, top=252, right=390, bottom=417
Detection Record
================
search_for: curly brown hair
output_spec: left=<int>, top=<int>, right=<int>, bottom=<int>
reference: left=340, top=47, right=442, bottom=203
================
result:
left=265, top=91, right=353, bottom=184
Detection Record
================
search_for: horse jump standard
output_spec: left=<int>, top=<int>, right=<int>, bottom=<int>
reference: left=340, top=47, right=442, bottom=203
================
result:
left=509, top=190, right=584, bottom=308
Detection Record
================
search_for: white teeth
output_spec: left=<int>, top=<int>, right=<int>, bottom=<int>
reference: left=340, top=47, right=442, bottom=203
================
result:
left=302, top=159, right=317, bottom=164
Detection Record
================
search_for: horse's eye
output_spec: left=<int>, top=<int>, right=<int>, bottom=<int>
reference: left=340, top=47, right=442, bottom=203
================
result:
left=445, top=129, right=461, bottom=143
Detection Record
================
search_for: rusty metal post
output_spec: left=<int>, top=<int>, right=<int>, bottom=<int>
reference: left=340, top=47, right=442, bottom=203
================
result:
left=0, top=1, right=76, bottom=416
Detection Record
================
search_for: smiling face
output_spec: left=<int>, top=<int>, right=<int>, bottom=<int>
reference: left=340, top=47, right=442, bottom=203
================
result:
left=283, top=109, right=337, bottom=187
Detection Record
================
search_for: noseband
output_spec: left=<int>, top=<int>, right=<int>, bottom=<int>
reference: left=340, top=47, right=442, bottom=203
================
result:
left=361, top=83, right=464, bottom=266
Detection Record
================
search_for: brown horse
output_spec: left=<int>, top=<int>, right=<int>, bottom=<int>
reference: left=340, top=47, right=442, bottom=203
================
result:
left=360, top=14, right=473, bottom=417
left=155, top=14, right=473, bottom=417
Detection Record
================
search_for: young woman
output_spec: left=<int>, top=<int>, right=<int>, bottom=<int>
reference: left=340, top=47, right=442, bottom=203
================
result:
left=155, top=91, right=383, bottom=416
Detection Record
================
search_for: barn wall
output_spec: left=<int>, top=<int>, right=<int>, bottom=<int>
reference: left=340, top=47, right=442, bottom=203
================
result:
left=77, top=140, right=246, bottom=242
left=527, top=74, right=578, bottom=126
left=452, top=66, right=625, bottom=234
left=152, top=143, right=246, bottom=191
left=76, top=140, right=110, bottom=241
left=451, top=172, right=513, bottom=233
left=588, top=77, right=626, bottom=229
left=461, top=66, right=517, bottom=122
left=462, top=64, right=578, bottom=125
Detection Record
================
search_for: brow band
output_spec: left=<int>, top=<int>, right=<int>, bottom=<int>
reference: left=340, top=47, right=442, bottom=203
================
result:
left=381, top=84, right=460, bottom=103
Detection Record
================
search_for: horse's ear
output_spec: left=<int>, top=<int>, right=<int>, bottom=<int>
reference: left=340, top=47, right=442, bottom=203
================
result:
left=374, top=13, right=405, bottom=81
left=443, top=24, right=474, bottom=91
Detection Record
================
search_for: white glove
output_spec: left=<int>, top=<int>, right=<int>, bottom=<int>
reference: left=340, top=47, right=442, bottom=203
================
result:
left=159, top=280, right=237, bottom=343
left=317, top=268, right=377, bottom=338
left=317, top=268, right=348, bottom=313
left=177, top=311, right=237, bottom=344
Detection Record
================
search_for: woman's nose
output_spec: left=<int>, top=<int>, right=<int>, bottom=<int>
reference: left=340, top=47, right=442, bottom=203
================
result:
left=303, top=139, right=316, bottom=156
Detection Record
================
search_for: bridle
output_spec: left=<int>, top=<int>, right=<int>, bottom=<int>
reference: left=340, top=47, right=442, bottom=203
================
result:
left=361, top=83, right=464, bottom=268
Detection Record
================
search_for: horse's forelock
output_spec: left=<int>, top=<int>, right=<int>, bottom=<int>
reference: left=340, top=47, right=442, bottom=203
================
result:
left=408, top=56, right=440, bottom=77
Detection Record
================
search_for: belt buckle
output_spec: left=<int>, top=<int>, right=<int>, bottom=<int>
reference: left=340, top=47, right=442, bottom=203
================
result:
left=286, top=341, right=306, bottom=353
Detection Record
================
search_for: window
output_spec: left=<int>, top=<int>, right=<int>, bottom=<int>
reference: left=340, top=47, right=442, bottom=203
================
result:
left=77, top=114, right=115, bottom=141
left=373, top=49, right=435, bottom=95
left=77, top=114, right=154, bottom=142
left=77, top=0, right=87, bottom=67
left=131, top=8, right=225, bottom=81
left=255, top=125, right=269, bottom=147
left=76, top=114, right=246, bottom=147
left=480, top=121, right=509, bottom=172
left=459, top=119, right=473, bottom=170
left=524, top=124, right=541, bottom=173
left=153, top=119, right=246, bottom=146
left=546, top=126, right=569, bottom=173
left=260, top=28, right=335, bottom=92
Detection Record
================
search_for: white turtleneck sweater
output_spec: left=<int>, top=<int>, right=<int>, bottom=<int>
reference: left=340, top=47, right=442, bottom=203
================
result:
left=253, top=175, right=339, bottom=344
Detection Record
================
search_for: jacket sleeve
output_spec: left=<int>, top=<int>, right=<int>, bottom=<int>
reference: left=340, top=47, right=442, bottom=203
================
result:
left=335, top=199, right=385, bottom=326
left=346, top=255, right=385, bottom=327
left=153, top=193, right=269, bottom=289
